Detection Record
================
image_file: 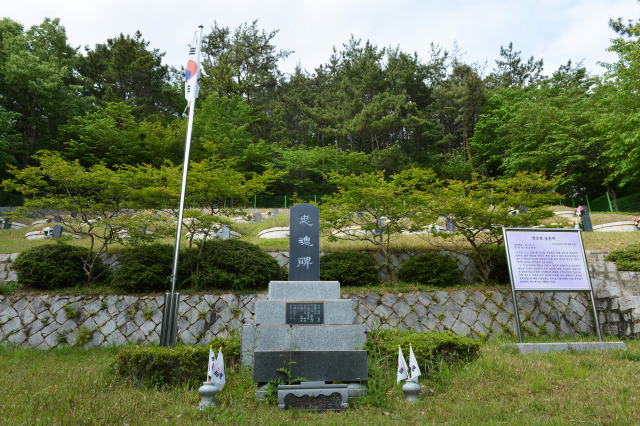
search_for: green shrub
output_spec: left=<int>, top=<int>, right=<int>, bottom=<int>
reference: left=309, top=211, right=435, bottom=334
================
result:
left=186, top=239, right=280, bottom=291
left=605, top=244, right=640, bottom=271
left=320, top=251, right=378, bottom=286
left=397, top=252, right=462, bottom=287
left=112, top=243, right=190, bottom=292
left=364, top=329, right=481, bottom=367
left=0, top=281, right=19, bottom=295
left=10, top=244, right=109, bottom=289
left=112, top=336, right=241, bottom=388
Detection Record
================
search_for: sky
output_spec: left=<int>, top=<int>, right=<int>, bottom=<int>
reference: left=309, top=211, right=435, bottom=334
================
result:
left=3, top=0, right=640, bottom=77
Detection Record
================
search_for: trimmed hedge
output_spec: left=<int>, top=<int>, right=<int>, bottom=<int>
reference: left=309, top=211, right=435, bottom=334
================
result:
left=320, top=251, right=378, bottom=286
left=605, top=244, right=640, bottom=271
left=187, top=239, right=280, bottom=291
left=112, top=335, right=241, bottom=388
left=10, top=244, right=109, bottom=289
left=397, top=252, right=462, bottom=287
left=112, top=243, right=189, bottom=292
left=364, top=329, right=481, bottom=366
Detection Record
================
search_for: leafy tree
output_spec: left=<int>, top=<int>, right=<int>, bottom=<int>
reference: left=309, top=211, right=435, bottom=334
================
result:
left=472, top=62, right=618, bottom=202
left=78, top=31, right=180, bottom=120
left=0, top=101, right=20, bottom=177
left=2, top=151, right=162, bottom=285
left=320, top=169, right=436, bottom=281
left=0, top=18, right=90, bottom=167
left=200, top=20, right=292, bottom=102
left=598, top=20, right=640, bottom=191
left=487, top=42, right=545, bottom=88
left=416, top=173, right=558, bottom=284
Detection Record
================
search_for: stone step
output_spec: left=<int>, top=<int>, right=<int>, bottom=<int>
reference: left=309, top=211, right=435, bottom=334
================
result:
left=241, top=324, right=366, bottom=355
left=251, top=350, right=368, bottom=383
left=268, top=281, right=340, bottom=301
left=255, top=300, right=353, bottom=325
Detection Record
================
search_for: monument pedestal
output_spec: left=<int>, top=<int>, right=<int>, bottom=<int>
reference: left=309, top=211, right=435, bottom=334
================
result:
left=241, top=281, right=368, bottom=406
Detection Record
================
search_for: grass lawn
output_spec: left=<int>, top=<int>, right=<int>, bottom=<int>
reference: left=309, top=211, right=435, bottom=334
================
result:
left=1, top=336, right=639, bottom=425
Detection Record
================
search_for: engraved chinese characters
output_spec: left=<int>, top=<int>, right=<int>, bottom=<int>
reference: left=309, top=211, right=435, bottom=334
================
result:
left=289, top=203, right=320, bottom=281
left=286, top=302, right=324, bottom=324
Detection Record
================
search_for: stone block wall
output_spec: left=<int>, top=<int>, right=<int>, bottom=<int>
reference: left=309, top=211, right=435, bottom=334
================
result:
left=0, top=289, right=599, bottom=350
left=1, top=250, right=639, bottom=349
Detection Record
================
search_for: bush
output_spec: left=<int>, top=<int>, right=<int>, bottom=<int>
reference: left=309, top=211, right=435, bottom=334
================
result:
left=10, top=244, right=109, bottom=289
left=397, top=252, right=462, bottom=287
left=605, top=244, right=640, bottom=271
left=320, top=251, right=378, bottom=286
left=112, top=335, right=241, bottom=388
left=364, top=329, right=481, bottom=367
left=187, top=239, right=280, bottom=291
left=112, top=243, right=190, bottom=292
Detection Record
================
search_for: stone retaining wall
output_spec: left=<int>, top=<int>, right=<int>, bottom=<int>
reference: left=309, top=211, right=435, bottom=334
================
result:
left=1, top=251, right=638, bottom=349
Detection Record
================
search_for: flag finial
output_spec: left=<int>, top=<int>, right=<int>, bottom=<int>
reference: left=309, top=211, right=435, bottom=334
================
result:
left=210, top=345, right=212, bottom=348
left=220, top=347, right=222, bottom=351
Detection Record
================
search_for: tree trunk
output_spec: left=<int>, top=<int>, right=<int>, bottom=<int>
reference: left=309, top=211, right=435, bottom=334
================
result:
left=607, top=183, right=619, bottom=212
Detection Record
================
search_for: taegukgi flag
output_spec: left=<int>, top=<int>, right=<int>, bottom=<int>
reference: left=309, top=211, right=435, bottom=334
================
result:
left=184, top=27, right=202, bottom=101
left=397, top=345, right=408, bottom=385
left=207, top=345, right=215, bottom=381
left=408, top=343, right=421, bottom=382
left=211, top=347, right=225, bottom=390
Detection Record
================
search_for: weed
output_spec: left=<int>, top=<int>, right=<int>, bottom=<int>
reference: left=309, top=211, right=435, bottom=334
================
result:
left=198, top=310, right=206, bottom=320
left=143, top=309, right=154, bottom=321
left=437, top=313, right=444, bottom=321
left=0, top=282, right=19, bottom=295
left=230, top=305, right=242, bottom=318
left=63, top=304, right=77, bottom=320
left=100, top=301, right=107, bottom=310
left=55, top=332, right=68, bottom=345
left=75, top=326, right=95, bottom=347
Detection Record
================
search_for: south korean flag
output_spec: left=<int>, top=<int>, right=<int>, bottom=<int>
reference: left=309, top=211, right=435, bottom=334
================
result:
left=211, top=347, right=225, bottom=390
left=397, top=345, right=409, bottom=385
left=207, top=345, right=215, bottom=381
left=409, top=343, right=422, bottom=382
left=184, top=27, right=203, bottom=101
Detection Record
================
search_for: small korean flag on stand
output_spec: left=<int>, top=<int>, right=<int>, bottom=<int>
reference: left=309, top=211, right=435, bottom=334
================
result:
left=397, top=345, right=409, bottom=385
left=409, top=343, right=421, bottom=382
left=185, top=29, right=202, bottom=101
left=207, top=345, right=215, bottom=381
left=211, top=347, right=225, bottom=391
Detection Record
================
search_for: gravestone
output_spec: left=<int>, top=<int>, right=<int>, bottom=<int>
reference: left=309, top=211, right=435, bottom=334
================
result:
left=71, top=211, right=78, bottom=218
left=51, top=224, right=63, bottom=239
left=274, top=209, right=279, bottom=217
left=581, top=205, right=593, bottom=233
left=288, top=203, right=320, bottom=281
left=356, top=211, right=363, bottom=218
left=221, top=224, right=230, bottom=240
left=153, top=213, right=161, bottom=219
left=54, top=215, right=61, bottom=222
left=254, top=212, right=262, bottom=223
left=3, top=217, right=11, bottom=229
left=446, top=218, right=455, bottom=232
left=242, top=203, right=367, bottom=409
left=138, top=226, right=147, bottom=234
left=519, top=205, right=528, bottom=214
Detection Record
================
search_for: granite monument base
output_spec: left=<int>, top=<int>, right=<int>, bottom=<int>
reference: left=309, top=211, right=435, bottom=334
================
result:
left=278, top=382, right=349, bottom=412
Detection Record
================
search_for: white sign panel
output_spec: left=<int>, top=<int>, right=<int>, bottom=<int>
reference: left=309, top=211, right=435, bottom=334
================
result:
left=503, top=228, right=592, bottom=291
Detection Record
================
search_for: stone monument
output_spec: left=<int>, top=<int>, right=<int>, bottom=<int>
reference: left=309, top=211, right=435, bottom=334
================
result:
left=51, top=224, right=63, bottom=239
left=241, top=203, right=367, bottom=411
left=254, top=212, right=262, bottom=223
left=446, top=218, right=455, bottom=233
left=2, top=217, right=11, bottom=230
left=581, top=205, right=593, bottom=233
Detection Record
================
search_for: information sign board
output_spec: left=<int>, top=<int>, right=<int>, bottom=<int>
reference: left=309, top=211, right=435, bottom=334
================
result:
left=503, top=228, right=592, bottom=292
left=502, top=228, right=602, bottom=343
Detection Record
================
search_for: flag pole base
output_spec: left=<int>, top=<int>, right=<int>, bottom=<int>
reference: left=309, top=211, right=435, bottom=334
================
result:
left=402, top=380, right=421, bottom=402
left=198, top=381, right=218, bottom=410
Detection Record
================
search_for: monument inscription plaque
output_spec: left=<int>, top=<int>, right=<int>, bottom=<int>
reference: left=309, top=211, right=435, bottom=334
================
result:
left=289, top=203, right=320, bottom=281
left=286, top=302, right=324, bottom=324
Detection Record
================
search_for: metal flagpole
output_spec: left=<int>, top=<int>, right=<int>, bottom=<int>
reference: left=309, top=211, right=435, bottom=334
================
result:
left=160, top=25, right=203, bottom=347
